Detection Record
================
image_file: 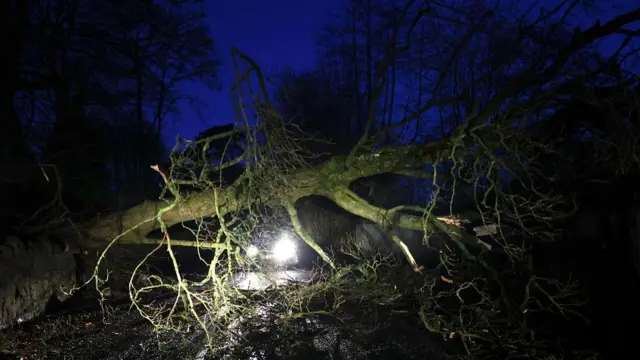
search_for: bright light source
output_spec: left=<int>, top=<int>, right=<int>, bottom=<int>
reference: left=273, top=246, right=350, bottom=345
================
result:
left=272, top=233, right=297, bottom=263
left=246, top=245, right=259, bottom=258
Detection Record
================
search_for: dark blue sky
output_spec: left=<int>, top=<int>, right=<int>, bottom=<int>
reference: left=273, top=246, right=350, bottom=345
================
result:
left=164, top=0, right=638, bottom=145
left=164, top=0, right=344, bottom=143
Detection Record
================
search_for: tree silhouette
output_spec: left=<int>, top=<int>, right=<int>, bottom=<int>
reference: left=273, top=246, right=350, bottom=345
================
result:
left=0, top=0, right=222, bottom=218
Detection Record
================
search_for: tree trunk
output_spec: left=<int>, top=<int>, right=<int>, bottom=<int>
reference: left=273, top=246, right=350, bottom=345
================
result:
left=0, top=1, right=37, bottom=220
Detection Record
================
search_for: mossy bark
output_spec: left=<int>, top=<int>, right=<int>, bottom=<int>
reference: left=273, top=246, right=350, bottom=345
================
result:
left=76, top=142, right=445, bottom=248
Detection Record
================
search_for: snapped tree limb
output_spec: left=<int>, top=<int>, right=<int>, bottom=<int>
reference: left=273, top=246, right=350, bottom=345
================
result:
left=73, top=141, right=443, bottom=247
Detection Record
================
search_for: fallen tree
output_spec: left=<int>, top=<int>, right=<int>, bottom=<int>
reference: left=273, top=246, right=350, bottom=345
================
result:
left=4, top=2, right=640, bottom=358
left=65, top=5, right=639, bottom=269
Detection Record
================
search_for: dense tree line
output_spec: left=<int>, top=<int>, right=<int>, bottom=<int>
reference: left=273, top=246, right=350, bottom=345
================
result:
left=0, top=0, right=221, bottom=224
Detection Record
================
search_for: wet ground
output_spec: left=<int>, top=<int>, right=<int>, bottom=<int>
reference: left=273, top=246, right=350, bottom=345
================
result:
left=233, top=269, right=314, bottom=290
left=0, top=297, right=376, bottom=360
left=0, top=270, right=394, bottom=360
left=0, top=294, right=207, bottom=359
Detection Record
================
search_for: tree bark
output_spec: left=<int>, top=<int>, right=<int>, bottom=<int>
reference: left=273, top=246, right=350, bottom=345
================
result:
left=67, top=141, right=444, bottom=249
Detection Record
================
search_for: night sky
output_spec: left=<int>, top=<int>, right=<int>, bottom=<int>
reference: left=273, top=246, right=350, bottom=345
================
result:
left=164, top=0, right=638, bottom=145
left=164, top=0, right=344, bottom=144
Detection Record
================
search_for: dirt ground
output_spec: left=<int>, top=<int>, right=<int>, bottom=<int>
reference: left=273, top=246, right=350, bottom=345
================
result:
left=0, top=296, right=208, bottom=360
left=0, top=292, right=431, bottom=360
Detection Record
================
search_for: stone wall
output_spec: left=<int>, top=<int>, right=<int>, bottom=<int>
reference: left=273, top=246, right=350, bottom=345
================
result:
left=0, top=234, right=78, bottom=329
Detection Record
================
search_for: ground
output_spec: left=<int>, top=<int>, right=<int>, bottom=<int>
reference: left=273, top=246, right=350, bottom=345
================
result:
left=0, top=294, right=207, bottom=360
left=0, top=268, right=433, bottom=360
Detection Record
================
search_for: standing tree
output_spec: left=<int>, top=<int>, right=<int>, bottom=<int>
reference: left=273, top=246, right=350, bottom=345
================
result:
left=0, top=0, right=222, bottom=217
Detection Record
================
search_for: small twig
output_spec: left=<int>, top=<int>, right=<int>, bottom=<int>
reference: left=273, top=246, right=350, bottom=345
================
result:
left=150, top=164, right=169, bottom=184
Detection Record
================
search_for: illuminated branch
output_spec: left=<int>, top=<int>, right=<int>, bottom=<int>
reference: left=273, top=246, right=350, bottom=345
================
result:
left=284, top=202, right=335, bottom=268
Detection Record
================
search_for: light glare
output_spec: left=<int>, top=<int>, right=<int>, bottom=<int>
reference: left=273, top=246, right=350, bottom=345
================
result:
left=272, top=233, right=297, bottom=263
left=246, top=245, right=259, bottom=258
